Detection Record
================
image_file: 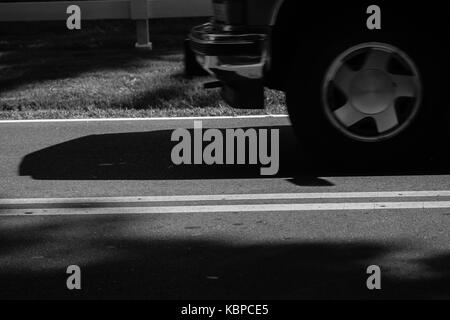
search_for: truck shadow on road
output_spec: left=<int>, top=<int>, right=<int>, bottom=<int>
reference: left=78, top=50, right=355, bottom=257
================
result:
left=18, top=125, right=450, bottom=185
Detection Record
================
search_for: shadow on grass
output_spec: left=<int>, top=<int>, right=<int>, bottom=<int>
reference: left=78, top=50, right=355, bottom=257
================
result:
left=0, top=213, right=449, bottom=299
left=0, top=48, right=181, bottom=95
left=0, top=18, right=207, bottom=97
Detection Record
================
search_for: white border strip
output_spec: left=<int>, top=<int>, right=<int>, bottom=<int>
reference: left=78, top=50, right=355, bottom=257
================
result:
left=0, top=115, right=289, bottom=124
left=2, top=201, right=450, bottom=216
left=1, top=191, right=450, bottom=205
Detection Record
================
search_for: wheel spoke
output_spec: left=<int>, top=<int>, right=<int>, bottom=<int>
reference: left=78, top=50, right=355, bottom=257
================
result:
left=363, top=49, right=391, bottom=71
left=374, top=106, right=399, bottom=133
left=333, top=64, right=355, bottom=95
left=334, top=102, right=366, bottom=128
left=392, top=74, right=417, bottom=98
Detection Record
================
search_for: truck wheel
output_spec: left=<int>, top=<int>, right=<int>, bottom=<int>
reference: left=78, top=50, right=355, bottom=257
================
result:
left=286, top=40, right=444, bottom=166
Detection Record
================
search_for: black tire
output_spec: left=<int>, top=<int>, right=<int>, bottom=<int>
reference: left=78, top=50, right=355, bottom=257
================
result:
left=286, top=32, right=447, bottom=169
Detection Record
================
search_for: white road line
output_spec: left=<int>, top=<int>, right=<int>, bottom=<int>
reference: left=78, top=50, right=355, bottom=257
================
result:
left=0, top=114, right=289, bottom=124
left=1, top=190, right=450, bottom=205
left=1, top=201, right=450, bottom=216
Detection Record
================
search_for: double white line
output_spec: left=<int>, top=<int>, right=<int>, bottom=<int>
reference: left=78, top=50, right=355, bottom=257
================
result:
left=1, top=190, right=450, bottom=216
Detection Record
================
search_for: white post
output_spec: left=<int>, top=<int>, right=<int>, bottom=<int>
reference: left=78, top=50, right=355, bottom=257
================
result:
left=130, top=0, right=152, bottom=49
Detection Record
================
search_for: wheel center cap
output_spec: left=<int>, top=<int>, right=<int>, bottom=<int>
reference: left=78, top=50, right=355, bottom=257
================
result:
left=349, top=69, right=395, bottom=115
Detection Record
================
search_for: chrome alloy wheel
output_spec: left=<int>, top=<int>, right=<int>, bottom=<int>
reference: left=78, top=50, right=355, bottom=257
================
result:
left=322, top=43, right=422, bottom=142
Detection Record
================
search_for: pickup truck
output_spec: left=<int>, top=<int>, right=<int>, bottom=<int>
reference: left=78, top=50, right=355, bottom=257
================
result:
left=184, top=0, right=449, bottom=159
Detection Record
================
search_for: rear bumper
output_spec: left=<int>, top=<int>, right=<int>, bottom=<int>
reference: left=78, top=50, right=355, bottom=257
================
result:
left=185, top=23, right=268, bottom=109
left=189, top=23, right=266, bottom=56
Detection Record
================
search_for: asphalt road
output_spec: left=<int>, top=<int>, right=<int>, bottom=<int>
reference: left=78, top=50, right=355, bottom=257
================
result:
left=0, top=116, right=449, bottom=299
